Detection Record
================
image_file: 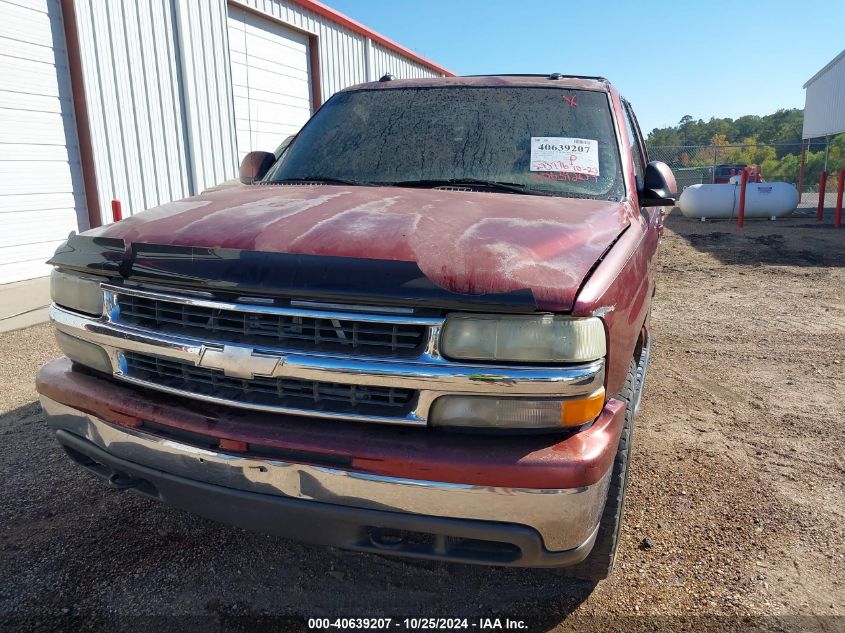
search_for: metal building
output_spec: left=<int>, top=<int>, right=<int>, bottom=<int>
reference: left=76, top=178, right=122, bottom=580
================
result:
left=0, top=0, right=451, bottom=285
left=803, top=49, right=845, bottom=141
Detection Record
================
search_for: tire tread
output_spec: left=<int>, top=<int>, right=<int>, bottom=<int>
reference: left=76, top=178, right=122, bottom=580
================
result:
left=559, top=357, right=638, bottom=581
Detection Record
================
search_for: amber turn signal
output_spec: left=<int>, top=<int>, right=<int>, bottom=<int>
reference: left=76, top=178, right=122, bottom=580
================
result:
left=561, top=388, right=606, bottom=427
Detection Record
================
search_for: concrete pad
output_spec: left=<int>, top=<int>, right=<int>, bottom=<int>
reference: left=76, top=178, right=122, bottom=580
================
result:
left=0, top=276, right=51, bottom=333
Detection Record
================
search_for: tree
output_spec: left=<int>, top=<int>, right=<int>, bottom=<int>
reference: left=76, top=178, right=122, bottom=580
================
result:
left=647, top=108, right=804, bottom=147
left=645, top=108, right=814, bottom=184
left=648, top=127, right=682, bottom=147
left=678, top=115, right=694, bottom=144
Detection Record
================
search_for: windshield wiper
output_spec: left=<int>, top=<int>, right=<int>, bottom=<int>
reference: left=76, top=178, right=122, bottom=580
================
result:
left=275, top=176, right=368, bottom=186
left=388, top=178, right=553, bottom=196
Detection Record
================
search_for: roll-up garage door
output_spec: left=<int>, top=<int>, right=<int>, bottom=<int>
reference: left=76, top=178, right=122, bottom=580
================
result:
left=227, top=6, right=313, bottom=162
left=0, top=0, right=85, bottom=283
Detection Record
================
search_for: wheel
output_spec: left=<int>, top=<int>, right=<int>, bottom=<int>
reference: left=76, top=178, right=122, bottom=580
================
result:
left=559, top=356, right=638, bottom=582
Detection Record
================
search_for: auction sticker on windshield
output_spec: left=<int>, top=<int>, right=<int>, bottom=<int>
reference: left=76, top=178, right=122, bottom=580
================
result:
left=530, top=137, right=599, bottom=175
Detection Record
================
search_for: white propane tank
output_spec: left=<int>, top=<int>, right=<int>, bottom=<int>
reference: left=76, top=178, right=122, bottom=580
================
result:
left=678, top=183, right=798, bottom=219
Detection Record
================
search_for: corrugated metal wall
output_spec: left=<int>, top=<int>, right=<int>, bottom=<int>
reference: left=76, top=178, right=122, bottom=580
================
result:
left=74, top=0, right=238, bottom=224
left=172, top=0, right=239, bottom=194
left=74, top=0, right=191, bottom=224
left=370, top=42, right=438, bottom=81
left=803, top=50, right=845, bottom=139
left=234, top=0, right=443, bottom=95
left=73, top=0, right=444, bottom=224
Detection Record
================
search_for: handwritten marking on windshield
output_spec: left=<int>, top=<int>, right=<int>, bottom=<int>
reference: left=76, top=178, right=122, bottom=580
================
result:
left=531, top=161, right=600, bottom=176
left=532, top=172, right=599, bottom=183
left=562, top=94, right=578, bottom=107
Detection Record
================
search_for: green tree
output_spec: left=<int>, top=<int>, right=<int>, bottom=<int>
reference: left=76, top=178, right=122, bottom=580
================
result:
left=647, top=127, right=682, bottom=146
left=645, top=108, right=814, bottom=185
left=678, top=115, right=694, bottom=144
left=646, top=108, right=804, bottom=146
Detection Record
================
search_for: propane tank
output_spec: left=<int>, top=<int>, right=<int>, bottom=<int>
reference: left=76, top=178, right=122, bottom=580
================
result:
left=679, top=182, right=798, bottom=219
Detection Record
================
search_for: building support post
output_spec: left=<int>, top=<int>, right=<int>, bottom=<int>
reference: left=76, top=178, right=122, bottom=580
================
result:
left=797, top=139, right=808, bottom=200
left=817, top=171, right=827, bottom=221
left=824, top=135, right=831, bottom=172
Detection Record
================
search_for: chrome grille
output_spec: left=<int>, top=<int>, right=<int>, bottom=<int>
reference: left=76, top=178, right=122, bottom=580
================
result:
left=116, top=293, right=427, bottom=357
left=123, top=352, right=416, bottom=417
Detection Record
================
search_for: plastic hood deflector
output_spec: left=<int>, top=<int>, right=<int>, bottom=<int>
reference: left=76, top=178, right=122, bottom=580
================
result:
left=48, top=234, right=539, bottom=312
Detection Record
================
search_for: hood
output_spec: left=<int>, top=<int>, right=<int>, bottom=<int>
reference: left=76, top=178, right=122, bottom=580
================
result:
left=88, top=184, right=630, bottom=311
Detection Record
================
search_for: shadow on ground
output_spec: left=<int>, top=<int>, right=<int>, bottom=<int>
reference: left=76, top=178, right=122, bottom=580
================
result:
left=664, top=213, right=845, bottom=268
left=0, top=401, right=595, bottom=631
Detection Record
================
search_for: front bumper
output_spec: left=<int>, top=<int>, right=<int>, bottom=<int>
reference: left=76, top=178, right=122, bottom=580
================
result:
left=39, top=391, right=616, bottom=567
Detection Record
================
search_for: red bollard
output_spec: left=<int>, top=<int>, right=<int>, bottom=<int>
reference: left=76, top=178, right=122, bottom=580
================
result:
left=737, top=168, right=749, bottom=228
left=817, top=171, right=827, bottom=221
left=836, top=169, right=844, bottom=229
left=111, top=199, right=122, bottom=222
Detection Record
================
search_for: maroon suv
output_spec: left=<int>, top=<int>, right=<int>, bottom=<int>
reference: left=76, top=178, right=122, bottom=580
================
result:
left=37, top=74, right=675, bottom=581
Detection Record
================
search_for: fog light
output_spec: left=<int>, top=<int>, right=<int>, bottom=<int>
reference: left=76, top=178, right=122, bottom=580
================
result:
left=50, top=269, right=104, bottom=316
left=430, top=388, right=605, bottom=430
left=55, top=331, right=112, bottom=374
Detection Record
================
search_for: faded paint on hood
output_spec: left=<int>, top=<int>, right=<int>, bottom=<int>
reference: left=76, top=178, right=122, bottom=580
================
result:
left=87, top=184, right=630, bottom=311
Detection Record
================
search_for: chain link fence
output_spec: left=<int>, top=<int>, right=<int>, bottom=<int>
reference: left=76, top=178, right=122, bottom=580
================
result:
left=647, top=139, right=845, bottom=210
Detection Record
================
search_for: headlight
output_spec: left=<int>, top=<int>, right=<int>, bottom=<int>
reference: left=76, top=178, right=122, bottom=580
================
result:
left=50, top=269, right=104, bottom=316
left=55, top=331, right=112, bottom=373
left=439, top=314, right=606, bottom=363
left=430, top=389, right=605, bottom=430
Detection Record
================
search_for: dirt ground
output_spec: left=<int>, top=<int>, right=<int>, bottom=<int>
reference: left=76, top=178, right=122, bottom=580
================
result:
left=1, top=215, right=843, bottom=632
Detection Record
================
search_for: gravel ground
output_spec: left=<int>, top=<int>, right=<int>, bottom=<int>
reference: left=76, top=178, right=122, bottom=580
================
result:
left=1, top=215, right=843, bottom=632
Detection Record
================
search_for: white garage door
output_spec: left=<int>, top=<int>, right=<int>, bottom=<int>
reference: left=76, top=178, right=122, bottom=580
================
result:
left=0, top=0, right=85, bottom=284
left=227, top=6, right=312, bottom=162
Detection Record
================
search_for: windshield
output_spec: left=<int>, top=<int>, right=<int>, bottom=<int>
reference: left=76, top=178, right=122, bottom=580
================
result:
left=266, top=87, right=624, bottom=200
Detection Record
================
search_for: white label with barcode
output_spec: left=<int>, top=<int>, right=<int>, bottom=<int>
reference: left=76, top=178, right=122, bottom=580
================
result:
left=530, top=137, right=600, bottom=175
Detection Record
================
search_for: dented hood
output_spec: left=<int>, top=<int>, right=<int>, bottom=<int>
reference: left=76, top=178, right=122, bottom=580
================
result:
left=87, top=184, right=630, bottom=311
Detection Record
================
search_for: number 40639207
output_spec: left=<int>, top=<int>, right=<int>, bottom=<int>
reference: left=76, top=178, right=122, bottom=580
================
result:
left=537, top=143, right=590, bottom=153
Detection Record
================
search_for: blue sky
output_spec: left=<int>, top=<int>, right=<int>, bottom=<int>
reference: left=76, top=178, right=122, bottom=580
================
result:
left=327, top=0, right=844, bottom=134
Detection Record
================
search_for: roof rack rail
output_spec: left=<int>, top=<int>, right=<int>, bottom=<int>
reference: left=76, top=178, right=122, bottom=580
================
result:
left=461, top=73, right=609, bottom=82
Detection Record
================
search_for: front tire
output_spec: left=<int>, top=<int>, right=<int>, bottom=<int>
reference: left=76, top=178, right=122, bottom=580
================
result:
left=560, top=357, right=638, bottom=582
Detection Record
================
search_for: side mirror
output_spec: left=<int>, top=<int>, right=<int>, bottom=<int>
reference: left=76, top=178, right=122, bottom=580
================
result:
left=639, top=161, right=677, bottom=207
left=239, top=151, right=275, bottom=185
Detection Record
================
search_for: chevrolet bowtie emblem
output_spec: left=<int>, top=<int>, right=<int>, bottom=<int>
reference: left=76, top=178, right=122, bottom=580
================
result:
left=199, top=344, right=284, bottom=379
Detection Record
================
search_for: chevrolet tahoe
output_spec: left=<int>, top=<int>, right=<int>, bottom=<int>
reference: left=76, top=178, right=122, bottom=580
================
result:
left=37, top=74, right=676, bottom=581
